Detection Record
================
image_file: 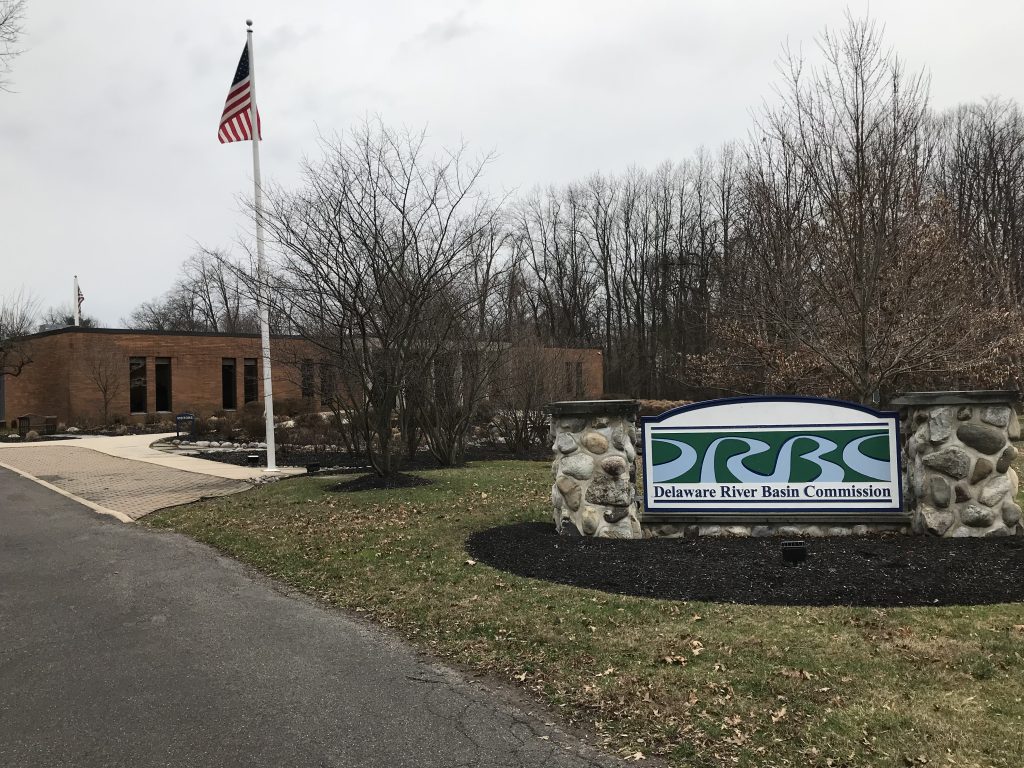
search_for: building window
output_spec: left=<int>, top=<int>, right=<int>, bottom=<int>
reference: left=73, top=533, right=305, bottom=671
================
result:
left=222, top=358, right=237, bottom=410
left=129, top=357, right=147, bottom=413
left=155, top=358, right=172, bottom=412
left=575, top=362, right=584, bottom=398
left=300, top=359, right=315, bottom=398
left=319, top=362, right=337, bottom=407
left=244, top=358, right=258, bottom=404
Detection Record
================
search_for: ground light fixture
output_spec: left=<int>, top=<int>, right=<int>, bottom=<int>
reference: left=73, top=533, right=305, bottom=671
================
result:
left=305, top=462, right=321, bottom=474
left=781, top=540, right=808, bottom=564
left=245, top=454, right=261, bottom=467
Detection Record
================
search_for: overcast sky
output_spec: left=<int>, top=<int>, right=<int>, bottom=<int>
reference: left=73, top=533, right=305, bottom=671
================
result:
left=2, top=0, right=1023, bottom=325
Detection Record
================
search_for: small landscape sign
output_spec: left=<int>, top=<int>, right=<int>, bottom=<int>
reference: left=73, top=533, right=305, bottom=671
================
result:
left=175, top=412, right=196, bottom=438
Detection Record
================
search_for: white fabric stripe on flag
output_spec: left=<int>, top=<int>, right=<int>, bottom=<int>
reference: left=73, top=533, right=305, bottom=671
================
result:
left=225, top=76, right=251, bottom=102
left=221, top=92, right=251, bottom=118
left=221, top=98, right=252, bottom=125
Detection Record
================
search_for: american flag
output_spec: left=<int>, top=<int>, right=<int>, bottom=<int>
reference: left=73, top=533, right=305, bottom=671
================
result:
left=77, top=286, right=84, bottom=308
left=218, top=44, right=261, bottom=143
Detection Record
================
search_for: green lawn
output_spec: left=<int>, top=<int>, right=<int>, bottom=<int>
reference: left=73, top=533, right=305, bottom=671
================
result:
left=145, top=461, right=1024, bottom=767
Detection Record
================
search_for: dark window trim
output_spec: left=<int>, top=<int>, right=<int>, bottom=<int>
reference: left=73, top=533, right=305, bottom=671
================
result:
left=243, top=358, right=259, bottom=404
left=222, top=358, right=237, bottom=411
left=155, top=357, right=172, bottom=412
left=300, top=359, right=315, bottom=399
left=129, top=356, right=147, bottom=414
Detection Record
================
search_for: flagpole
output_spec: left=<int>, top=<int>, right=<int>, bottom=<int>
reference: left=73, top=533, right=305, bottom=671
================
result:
left=246, top=19, right=278, bottom=472
left=73, top=276, right=80, bottom=327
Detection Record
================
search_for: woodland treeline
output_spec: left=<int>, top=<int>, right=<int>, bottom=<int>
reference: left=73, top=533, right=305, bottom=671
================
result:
left=126, top=16, right=1024, bottom=409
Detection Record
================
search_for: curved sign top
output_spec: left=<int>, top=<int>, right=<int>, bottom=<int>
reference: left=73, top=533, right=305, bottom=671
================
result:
left=641, top=397, right=902, bottom=516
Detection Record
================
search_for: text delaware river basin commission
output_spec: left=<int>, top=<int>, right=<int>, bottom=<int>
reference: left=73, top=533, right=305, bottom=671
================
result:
left=652, top=482, right=894, bottom=505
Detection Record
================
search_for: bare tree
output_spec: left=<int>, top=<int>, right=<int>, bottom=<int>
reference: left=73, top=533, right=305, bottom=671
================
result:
left=87, top=349, right=124, bottom=425
left=182, top=249, right=260, bottom=333
left=732, top=13, right=1011, bottom=402
left=934, top=98, right=1024, bottom=304
left=411, top=218, right=512, bottom=465
left=0, top=0, right=25, bottom=91
left=0, top=289, right=36, bottom=376
left=252, top=119, right=497, bottom=476
left=40, top=304, right=99, bottom=328
left=491, top=339, right=561, bottom=455
left=124, top=249, right=261, bottom=333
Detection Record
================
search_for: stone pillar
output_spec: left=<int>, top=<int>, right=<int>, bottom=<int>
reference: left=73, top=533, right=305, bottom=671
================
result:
left=892, top=391, right=1022, bottom=537
left=547, top=400, right=641, bottom=538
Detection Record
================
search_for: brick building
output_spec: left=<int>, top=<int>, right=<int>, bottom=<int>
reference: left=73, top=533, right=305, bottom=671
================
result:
left=0, top=327, right=603, bottom=427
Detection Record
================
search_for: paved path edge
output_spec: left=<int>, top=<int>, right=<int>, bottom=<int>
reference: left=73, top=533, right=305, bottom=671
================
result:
left=0, top=459, right=133, bottom=523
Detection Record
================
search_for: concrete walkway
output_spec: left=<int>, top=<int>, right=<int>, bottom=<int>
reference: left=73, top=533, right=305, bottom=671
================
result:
left=0, top=468, right=621, bottom=768
left=0, top=434, right=300, bottom=520
left=0, top=432, right=304, bottom=480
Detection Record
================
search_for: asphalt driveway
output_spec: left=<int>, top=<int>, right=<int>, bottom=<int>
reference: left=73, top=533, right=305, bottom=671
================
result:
left=0, top=467, right=620, bottom=768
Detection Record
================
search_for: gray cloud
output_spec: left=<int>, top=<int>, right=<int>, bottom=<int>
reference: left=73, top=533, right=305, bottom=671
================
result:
left=411, top=8, right=479, bottom=47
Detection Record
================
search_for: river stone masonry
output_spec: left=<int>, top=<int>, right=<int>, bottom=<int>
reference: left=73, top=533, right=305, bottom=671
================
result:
left=892, top=391, right=1023, bottom=537
left=547, top=400, right=641, bottom=538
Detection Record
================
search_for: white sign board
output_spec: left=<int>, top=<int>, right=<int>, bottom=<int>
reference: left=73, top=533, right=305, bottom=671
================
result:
left=641, top=397, right=902, bottom=516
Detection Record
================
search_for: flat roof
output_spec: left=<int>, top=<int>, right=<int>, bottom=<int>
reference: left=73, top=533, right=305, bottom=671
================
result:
left=22, top=326, right=302, bottom=341
left=20, top=325, right=603, bottom=350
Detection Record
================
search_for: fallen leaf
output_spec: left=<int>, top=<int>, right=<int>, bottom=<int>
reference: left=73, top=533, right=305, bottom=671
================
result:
left=771, top=706, right=788, bottom=723
left=464, top=559, right=477, bottom=566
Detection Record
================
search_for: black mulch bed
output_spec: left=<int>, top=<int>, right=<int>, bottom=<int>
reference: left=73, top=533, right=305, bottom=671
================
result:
left=187, top=445, right=549, bottom=473
left=466, top=522, right=1024, bottom=607
left=197, top=449, right=371, bottom=472
left=327, top=472, right=433, bottom=492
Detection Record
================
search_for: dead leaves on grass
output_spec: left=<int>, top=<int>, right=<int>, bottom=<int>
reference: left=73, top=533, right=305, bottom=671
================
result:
left=778, top=666, right=814, bottom=681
